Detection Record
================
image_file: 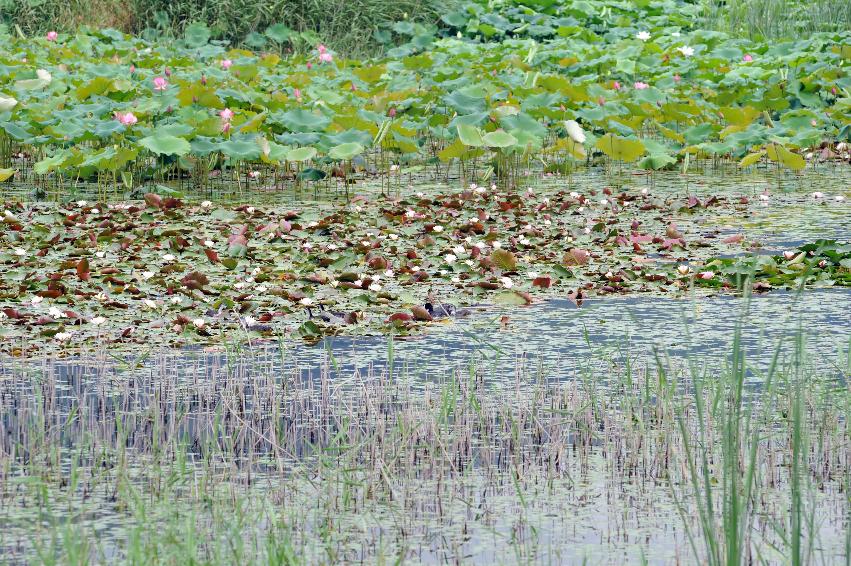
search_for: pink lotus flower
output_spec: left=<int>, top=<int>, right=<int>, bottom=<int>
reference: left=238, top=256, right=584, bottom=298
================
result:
left=220, top=59, right=233, bottom=70
left=319, top=52, right=333, bottom=64
left=219, top=108, right=234, bottom=122
left=115, top=112, right=138, bottom=126
left=634, top=81, right=649, bottom=90
left=613, top=81, right=621, bottom=90
left=387, top=107, right=396, bottom=118
left=153, top=76, right=168, bottom=91
left=673, top=74, right=681, bottom=82
left=293, top=88, right=302, bottom=101
left=46, top=31, right=58, bottom=42
left=222, top=121, right=231, bottom=134
left=306, top=62, right=313, bottom=70
left=164, top=67, right=171, bottom=77
left=130, top=65, right=136, bottom=73
left=743, top=54, right=753, bottom=62
left=317, top=44, right=327, bottom=54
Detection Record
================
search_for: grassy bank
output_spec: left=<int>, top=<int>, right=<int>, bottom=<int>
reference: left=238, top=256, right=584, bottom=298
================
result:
left=0, top=0, right=452, bottom=56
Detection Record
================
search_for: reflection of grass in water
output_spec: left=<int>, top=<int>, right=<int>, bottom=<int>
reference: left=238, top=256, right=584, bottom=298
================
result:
left=1, top=299, right=849, bottom=564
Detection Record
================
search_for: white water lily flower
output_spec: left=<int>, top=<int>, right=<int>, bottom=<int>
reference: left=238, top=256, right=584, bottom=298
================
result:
left=671, top=31, right=681, bottom=37
left=36, top=69, right=52, bottom=83
left=142, top=271, right=155, bottom=280
left=677, top=45, right=695, bottom=57
left=452, top=245, right=465, bottom=255
left=0, top=95, right=18, bottom=112
left=444, top=253, right=457, bottom=264
left=564, top=120, right=586, bottom=144
left=299, top=297, right=313, bottom=306
left=368, top=283, right=382, bottom=292
left=835, top=195, right=845, bottom=201
left=492, top=241, right=502, bottom=249
left=14, top=248, right=26, bottom=257
left=388, top=233, right=398, bottom=240
left=91, top=316, right=106, bottom=326
left=246, top=206, right=255, bottom=213
left=244, top=316, right=257, bottom=326
left=500, top=276, right=513, bottom=288
left=48, top=306, right=65, bottom=318
left=641, top=188, right=649, bottom=195
left=255, top=285, right=268, bottom=293
left=384, top=269, right=394, bottom=278
left=405, top=210, right=416, bottom=218
left=636, top=31, right=651, bottom=41
left=192, top=318, right=205, bottom=328
left=432, top=225, right=444, bottom=233
left=143, top=299, right=157, bottom=309
left=55, top=331, right=73, bottom=341
left=600, top=199, right=608, bottom=205
left=163, top=254, right=175, bottom=262
left=95, top=251, right=105, bottom=258
left=451, top=276, right=461, bottom=283
left=811, top=192, right=824, bottom=199
left=31, top=296, right=43, bottom=305
left=677, top=265, right=690, bottom=275
left=204, top=240, right=214, bottom=247
left=527, top=271, right=539, bottom=279
left=201, top=200, right=212, bottom=208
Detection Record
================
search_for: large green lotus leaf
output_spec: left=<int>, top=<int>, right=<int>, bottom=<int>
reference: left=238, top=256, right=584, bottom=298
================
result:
left=482, top=130, right=517, bottom=148
left=443, top=90, right=486, bottom=114
left=639, top=153, right=676, bottom=170
left=500, top=112, right=548, bottom=138
left=190, top=137, right=221, bottom=156
left=328, top=142, right=364, bottom=160
left=184, top=22, right=211, bottom=47
left=765, top=143, right=805, bottom=170
left=683, top=123, right=715, bottom=145
left=595, top=134, right=646, bottom=162
left=457, top=124, right=484, bottom=147
left=34, top=151, right=71, bottom=175
left=286, top=146, right=317, bottom=162
left=274, top=109, right=331, bottom=133
left=139, top=133, right=191, bottom=156
left=323, top=129, right=372, bottom=148
left=219, top=138, right=262, bottom=160
left=265, top=24, right=293, bottom=43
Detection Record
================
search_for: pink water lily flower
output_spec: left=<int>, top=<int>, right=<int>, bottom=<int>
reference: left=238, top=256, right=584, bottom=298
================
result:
left=634, top=81, right=649, bottom=90
left=220, top=59, right=233, bottom=69
left=743, top=54, right=753, bottom=62
left=697, top=271, right=714, bottom=280
left=219, top=108, right=234, bottom=122
left=115, top=112, right=138, bottom=126
left=153, top=76, right=168, bottom=91
left=46, top=31, right=58, bottom=41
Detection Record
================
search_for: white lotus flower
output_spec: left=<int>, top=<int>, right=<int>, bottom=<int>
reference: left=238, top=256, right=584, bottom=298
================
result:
left=677, top=45, right=695, bottom=57
left=636, top=31, right=651, bottom=41
left=0, top=95, right=18, bottom=112
left=564, top=120, right=586, bottom=143
left=500, top=276, right=513, bottom=288
left=36, top=69, right=52, bottom=83
left=91, top=316, right=106, bottom=326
